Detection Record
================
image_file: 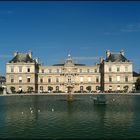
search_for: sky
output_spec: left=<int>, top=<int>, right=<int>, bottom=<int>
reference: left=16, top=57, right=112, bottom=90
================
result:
left=0, top=1, right=140, bottom=75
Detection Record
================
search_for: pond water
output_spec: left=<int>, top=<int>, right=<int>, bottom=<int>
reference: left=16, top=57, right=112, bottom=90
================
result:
left=0, top=94, right=140, bottom=139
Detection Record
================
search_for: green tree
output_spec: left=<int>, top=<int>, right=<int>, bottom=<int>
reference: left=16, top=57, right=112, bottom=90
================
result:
left=48, top=86, right=53, bottom=92
left=0, top=87, right=4, bottom=94
left=135, top=77, right=140, bottom=91
left=10, top=86, right=15, bottom=93
left=123, top=85, right=129, bottom=92
left=86, top=86, right=91, bottom=92
left=27, top=86, right=33, bottom=93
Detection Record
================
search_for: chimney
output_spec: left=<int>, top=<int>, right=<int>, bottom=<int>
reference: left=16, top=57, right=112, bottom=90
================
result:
left=106, top=50, right=110, bottom=58
left=28, top=50, right=32, bottom=58
left=14, top=52, right=18, bottom=57
left=120, top=50, right=124, bottom=56
left=99, top=57, right=103, bottom=63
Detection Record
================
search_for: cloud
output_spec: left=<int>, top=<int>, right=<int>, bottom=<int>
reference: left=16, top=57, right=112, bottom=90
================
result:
left=120, top=24, right=140, bottom=33
left=101, top=23, right=140, bottom=36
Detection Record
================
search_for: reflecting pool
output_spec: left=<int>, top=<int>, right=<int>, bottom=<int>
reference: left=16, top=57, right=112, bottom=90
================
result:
left=0, top=94, right=140, bottom=139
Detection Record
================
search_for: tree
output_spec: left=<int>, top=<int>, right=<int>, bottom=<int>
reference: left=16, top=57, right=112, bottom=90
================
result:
left=27, top=86, right=33, bottom=93
left=10, top=86, right=15, bottom=93
left=48, top=86, right=53, bottom=92
left=135, top=77, right=140, bottom=91
left=0, top=87, right=4, bottom=92
left=86, top=86, right=91, bottom=92
left=0, top=87, right=4, bottom=94
left=123, top=85, right=129, bottom=92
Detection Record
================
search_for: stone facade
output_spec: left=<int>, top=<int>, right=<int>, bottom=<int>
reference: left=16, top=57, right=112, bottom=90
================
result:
left=6, top=50, right=134, bottom=93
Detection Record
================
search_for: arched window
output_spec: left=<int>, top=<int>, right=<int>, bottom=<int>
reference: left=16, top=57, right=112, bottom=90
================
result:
left=56, top=86, right=59, bottom=91
left=80, top=86, right=83, bottom=91
left=40, top=86, right=43, bottom=91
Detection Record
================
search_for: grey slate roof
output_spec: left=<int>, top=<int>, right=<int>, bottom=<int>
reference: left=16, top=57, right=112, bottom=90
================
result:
left=105, top=53, right=129, bottom=62
left=9, top=53, right=35, bottom=63
left=133, top=71, right=140, bottom=77
left=53, top=64, right=64, bottom=66
left=0, top=76, right=6, bottom=82
left=52, top=63, right=86, bottom=66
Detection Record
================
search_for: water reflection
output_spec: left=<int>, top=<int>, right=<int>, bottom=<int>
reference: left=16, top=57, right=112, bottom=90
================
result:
left=0, top=95, right=139, bottom=138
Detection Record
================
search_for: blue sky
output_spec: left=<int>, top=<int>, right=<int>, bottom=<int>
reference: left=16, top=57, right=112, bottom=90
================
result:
left=0, top=1, right=140, bottom=75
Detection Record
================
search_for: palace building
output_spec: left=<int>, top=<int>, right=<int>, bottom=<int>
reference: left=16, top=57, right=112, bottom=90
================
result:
left=6, top=50, right=134, bottom=93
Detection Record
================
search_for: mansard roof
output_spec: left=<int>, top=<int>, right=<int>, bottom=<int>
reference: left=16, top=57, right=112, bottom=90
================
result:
left=9, top=53, right=35, bottom=63
left=52, top=63, right=86, bottom=66
left=105, top=53, right=130, bottom=62
left=133, top=71, right=140, bottom=77
left=0, top=76, right=6, bottom=82
left=52, top=54, right=86, bottom=66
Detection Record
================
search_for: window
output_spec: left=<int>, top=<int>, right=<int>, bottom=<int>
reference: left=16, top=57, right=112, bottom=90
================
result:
left=117, top=76, right=120, bottom=82
left=109, top=85, right=112, bottom=91
left=109, top=76, right=112, bottom=82
left=48, top=78, right=51, bottom=83
left=27, top=68, right=30, bottom=72
left=27, top=77, right=30, bottom=83
left=95, top=69, right=97, bottom=73
left=42, top=69, right=44, bottom=73
left=19, top=76, right=22, bottom=83
left=57, top=69, right=59, bottom=73
left=125, top=76, right=128, bottom=82
left=19, top=66, right=22, bottom=72
left=87, top=69, right=90, bottom=73
left=56, top=78, right=59, bottom=83
left=117, top=67, right=120, bottom=72
left=40, top=86, right=43, bottom=91
left=88, top=77, right=91, bottom=82
left=125, top=66, right=128, bottom=72
left=80, top=77, right=83, bottom=82
left=40, top=78, right=43, bottom=83
left=49, top=69, right=51, bottom=73
left=11, top=67, right=14, bottom=72
left=96, top=77, right=99, bottom=83
left=80, top=69, right=82, bottom=73
left=109, top=67, right=112, bottom=72
left=11, top=78, right=14, bottom=83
